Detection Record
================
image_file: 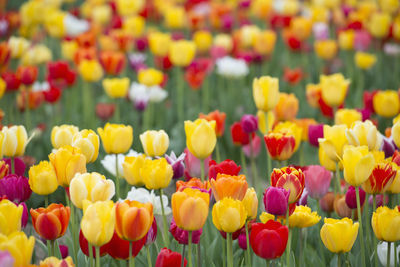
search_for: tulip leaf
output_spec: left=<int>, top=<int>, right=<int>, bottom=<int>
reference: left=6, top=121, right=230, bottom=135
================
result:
left=77, top=249, right=88, bottom=267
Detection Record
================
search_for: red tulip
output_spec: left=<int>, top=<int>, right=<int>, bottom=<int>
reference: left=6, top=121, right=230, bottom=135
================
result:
left=43, top=86, right=62, bottom=104
left=99, top=51, right=126, bottom=75
left=155, top=248, right=187, bottom=267
left=0, top=42, right=11, bottom=72
left=79, top=230, right=108, bottom=257
left=283, top=67, right=304, bottom=86
left=231, top=122, right=250, bottom=146
left=208, top=159, right=241, bottom=180
left=184, top=58, right=213, bottom=90
left=271, top=167, right=305, bottom=204
left=106, top=231, right=146, bottom=260
left=1, top=71, right=21, bottom=91
left=47, top=60, right=76, bottom=89
left=250, top=220, right=288, bottom=259
left=16, top=65, right=38, bottom=86
left=264, top=132, right=296, bottom=161
left=96, top=103, right=115, bottom=121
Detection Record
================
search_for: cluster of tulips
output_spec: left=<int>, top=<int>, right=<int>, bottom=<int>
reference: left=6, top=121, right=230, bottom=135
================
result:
left=1, top=0, right=400, bottom=266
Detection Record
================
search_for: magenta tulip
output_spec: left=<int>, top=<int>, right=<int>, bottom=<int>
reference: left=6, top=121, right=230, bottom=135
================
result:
left=263, top=187, right=289, bottom=216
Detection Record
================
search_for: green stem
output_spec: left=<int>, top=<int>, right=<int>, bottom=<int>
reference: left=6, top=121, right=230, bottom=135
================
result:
left=200, top=159, right=205, bottom=182
left=196, top=243, right=201, bottom=267
left=265, top=259, right=270, bottom=267
left=245, top=221, right=251, bottom=267
left=286, top=207, right=292, bottom=267
left=373, top=195, right=378, bottom=267
left=24, top=90, right=31, bottom=132
left=159, top=189, right=169, bottom=247
left=47, top=240, right=52, bottom=257
left=227, top=233, right=233, bottom=267
left=202, top=76, right=209, bottom=112
left=70, top=201, right=77, bottom=265
left=364, top=193, right=371, bottom=255
left=44, top=195, right=49, bottom=207
left=215, top=141, right=221, bottom=163
left=265, top=113, right=272, bottom=179
left=395, top=242, right=397, bottom=267
left=95, top=246, right=100, bottom=267
left=115, top=154, right=120, bottom=200
left=114, top=99, right=120, bottom=123
left=129, top=242, right=135, bottom=267
left=182, top=245, right=186, bottom=267
left=249, top=133, right=258, bottom=187
left=387, top=242, right=391, bottom=267
left=176, top=67, right=184, bottom=123
left=338, top=253, right=341, bottom=267
left=10, top=157, right=14, bottom=174
left=240, top=148, right=248, bottom=178
left=222, top=232, right=226, bottom=267
left=335, top=163, right=342, bottom=195
left=89, top=244, right=93, bottom=267
left=83, top=81, right=93, bottom=129
left=356, top=187, right=366, bottom=267
left=188, top=232, right=193, bottom=267
left=146, top=246, right=152, bottom=267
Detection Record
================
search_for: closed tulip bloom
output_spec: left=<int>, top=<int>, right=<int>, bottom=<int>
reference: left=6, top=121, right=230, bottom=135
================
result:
left=148, top=32, right=171, bottom=57
left=69, top=172, right=115, bottom=209
left=254, top=30, right=277, bottom=55
left=78, top=59, right=103, bottom=82
left=0, top=175, right=32, bottom=204
left=172, top=188, right=210, bottom=231
left=345, top=186, right=366, bottom=209
left=185, top=119, right=216, bottom=160
left=156, top=248, right=187, bottom=267
left=40, top=256, right=74, bottom=266
left=211, top=173, right=248, bottom=201
left=242, top=188, right=258, bottom=220
left=372, top=206, right=400, bottom=242
left=346, top=120, right=382, bottom=151
left=81, top=200, right=116, bottom=247
left=103, top=78, right=130, bottom=99
left=164, top=6, right=185, bottom=29
left=273, top=121, right=303, bottom=152
left=28, top=161, right=58, bottom=195
left=263, top=187, right=289, bottom=216
left=30, top=203, right=70, bottom=241
left=122, top=155, right=149, bottom=186
left=50, top=125, right=79, bottom=149
left=335, top=109, right=362, bottom=128
left=231, top=122, right=251, bottom=146
left=304, top=165, right=332, bottom=199
left=250, top=221, right=288, bottom=259
left=342, top=145, right=375, bottom=187
left=318, top=124, right=348, bottom=162
left=71, top=129, right=100, bottom=163
left=0, top=125, right=28, bottom=157
left=264, top=132, right=296, bottom=161
left=253, top=76, right=280, bottom=112
left=169, top=40, right=196, bottom=67
left=0, top=231, right=35, bottom=267
left=138, top=68, right=164, bottom=87
left=392, top=121, right=400, bottom=148
left=193, top=30, right=212, bottom=53
left=141, top=158, right=173, bottom=190
left=320, top=218, right=359, bottom=253
left=320, top=73, right=350, bottom=107
left=288, top=205, right=320, bottom=228
left=373, top=90, right=400, bottom=118
left=363, top=162, right=396, bottom=194
left=240, top=114, right=258, bottom=133
left=140, top=130, right=169, bottom=157
left=115, top=200, right=153, bottom=241
left=212, top=197, right=247, bottom=233
left=369, top=13, right=391, bottom=38
left=355, top=52, right=377, bottom=70
left=333, top=195, right=353, bottom=218
left=49, top=145, right=87, bottom=187
left=314, top=39, right=338, bottom=60
left=208, top=159, right=241, bottom=181
left=271, top=167, right=305, bottom=204
left=99, top=51, right=126, bottom=76
left=338, top=30, right=354, bottom=50
left=275, top=93, right=299, bottom=121
left=98, top=123, right=133, bottom=154
left=0, top=199, right=23, bottom=235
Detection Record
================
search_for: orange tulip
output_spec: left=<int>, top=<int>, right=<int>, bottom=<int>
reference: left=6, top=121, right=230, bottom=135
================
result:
left=99, top=51, right=126, bottom=76
left=115, top=200, right=153, bottom=241
left=30, top=204, right=70, bottom=241
left=264, top=132, right=296, bottom=161
left=210, top=173, right=248, bottom=201
left=271, top=167, right=305, bottom=204
left=176, top=178, right=209, bottom=192
left=275, top=93, right=299, bottom=121
left=199, top=110, right=227, bottom=137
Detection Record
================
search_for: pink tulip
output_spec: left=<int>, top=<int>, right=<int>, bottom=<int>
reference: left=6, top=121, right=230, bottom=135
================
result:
left=304, top=165, right=332, bottom=199
left=243, top=135, right=261, bottom=158
left=184, top=148, right=211, bottom=179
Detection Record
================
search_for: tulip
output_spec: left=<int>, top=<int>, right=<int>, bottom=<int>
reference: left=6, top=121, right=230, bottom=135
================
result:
left=372, top=206, right=400, bottom=242
left=99, top=51, right=126, bottom=76
left=96, top=103, right=115, bottom=121
left=369, top=13, right=391, bottom=38
left=193, top=30, right=213, bottom=53
left=28, top=161, right=58, bottom=196
left=145, top=217, right=158, bottom=246
left=141, top=158, right=173, bottom=190
left=40, top=256, right=74, bottom=266
left=0, top=125, right=28, bottom=157
left=176, top=178, right=209, bottom=192
left=252, top=76, right=280, bottom=112
left=373, top=90, right=400, bottom=118
left=169, top=219, right=202, bottom=245
left=320, top=218, right=359, bottom=253
left=338, top=30, right=354, bottom=50
left=250, top=220, right=288, bottom=259
left=4, top=156, right=26, bottom=176
left=169, top=40, right=196, bottom=67
left=254, top=30, right=277, bottom=56
left=0, top=231, right=35, bottom=267
left=30, top=203, right=70, bottom=241
left=271, top=167, right=305, bottom=204
left=314, top=39, right=338, bottom=60
left=184, top=119, right=216, bottom=160
left=231, top=122, right=251, bottom=146
left=81, top=200, right=116, bottom=247
left=320, top=192, right=335, bottom=213
left=155, top=248, right=187, bottom=267
left=320, top=73, right=350, bottom=108
left=164, top=152, right=185, bottom=180
left=49, top=145, right=87, bottom=187
left=212, top=197, right=247, bottom=233
left=346, top=120, right=382, bottom=151
left=275, top=93, right=299, bottom=121
left=138, top=68, right=164, bottom=87
left=273, top=121, right=303, bottom=152
left=0, top=174, right=32, bottom=204
left=98, top=123, right=133, bottom=154
left=288, top=205, right=321, bottom=228
left=78, top=59, right=103, bottom=82
left=363, top=163, right=396, bottom=194
left=0, top=160, right=8, bottom=179
left=0, top=199, right=23, bottom=235
left=208, top=159, right=241, bottom=180
left=263, top=187, right=289, bottom=216
left=304, top=165, right=332, bottom=199
left=318, top=124, right=347, bottom=162
left=184, top=148, right=211, bottom=179
left=106, top=231, right=146, bottom=260
left=16, top=65, right=38, bottom=86
left=78, top=230, right=108, bottom=258
left=140, top=130, right=169, bottom=157
left=115, top=200, right=153, bottom=241
left=335, top=109, right=362, bottom=128
left=0, top=250, right=14, bottom=267
left=342, top=145, right=375, bottom=187
left=264, top=132, right=296, bottom=161
left=199, top=110, right=226, bottom=137
left=211, top=173, right=248, bottom=201
left=71, top=129, right=100, bottom=163
left=240, top=114, right=258, bottom=133
left=69, top=172, right=115, bottom=209
left=377, top=242, right=400, bottom=267
left=308, top=123, right=324, bottom=147
left=148, top=32, right=171, bottom=57
left=346, top=186, right=366, bottom=209
left=355, top=52, right=377, bottom=70
left=122, top=155, right=148, bottom=186
left=103, top=78, right=130, bottom=99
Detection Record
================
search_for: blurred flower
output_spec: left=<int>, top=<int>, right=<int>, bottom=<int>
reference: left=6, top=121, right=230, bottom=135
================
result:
left=169, top=40, right=196, bottom=67
left=0, top=250, right=14, bottom=267
left=308, top=123, right=324, bottom=147
left=138, top=68, right=163, bottom=87
left=155, top=248, right=187, bottom=267
left=250, top=221, right=288, bottom=259
left=126, top=186, right=171, bottom=216
left=335, top=109, right=362, bottom=128
left=338, top=30, right=355, bottom=50
left=314, top=39, right=338, bottom=60
left=320, top=218, right=359, bottom=253
left=100, top=51, right=126, bottom=76
left=369, top=13, right=391, bottom=38
left=355, top=52, right=377, bottom=70
left=103, top=78, right=130, bottom=99
left=0, top=231, right=35, bottom=267
left=16, top=65, right=38, bottom=86
left=148, top=32, right=171, bottom=57
left=212, top=197, right=247, bottom=233
left=253, top=76, right=280, bottom=112
left=28, top=161, right=58, bottom=196
left=96, top=103, right=115, bottom=121
left=193, top=30, right=213, bottom=53
left=184, top=148, right=211, bottom=179
left=64, top=14, right=89, bottom=37
left=231, top=122, right=251, bottom=146
left=78, top=59, right=103, bottom=82
left=164, top=6, right=185, bottom=29
left=377, top=242, right=400, bottom=267
left=128, top=82, right=168, bottom=107
left=345, top=186, right=365, bottom=209
left=263, top=187, right=289, bottom=216
left=98, top=123, right=133, bottom=154
left=50, top=124, right=79, bottom=149
left=199, top=110, right=226, bottom=137
left=243, top=135, right=262, bottom=158
left=320, top=73, right=350, bottom=108
left=283, top=67, right=304, bottom=86
left=240, top=114, right=258, bottom=133
left=208, top=159, right=241, bottom=180
left=372, top=206, right=400, bottom=242
left=169, top=219, right=202, bottom=245
left=165, top=151, right=185, bottom=179
left=373, top=90, right=400, bottom=118
left=8, top=36, right=30, bottom=59
left=216, top=56, right=249, bottom=78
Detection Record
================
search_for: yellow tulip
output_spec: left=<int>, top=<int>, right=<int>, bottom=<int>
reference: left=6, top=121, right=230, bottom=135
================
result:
left=320, top=73, right=350, bottom=107
left=138, top=68, right=163, bottom=87
left=49, top=145, right=87, bottom=187
left=61, top=40, right=78, bottom=61
left=122, top=155, right=149, bottom=186
left=44, top=9, right=66, bottom=38
left=314, top=39, right=338, bottom=60
left=342, top=145, right=375, bottom=186
left=28, top=161, right=59, bottom=195
left=0, top=231, right=35, bottom=267
left=148, top=32, right=171, bottom=57
left=116, top=0, right=144, bottom=16
left=388, top=165, right=400, bottom=194
left=310, top=6, right=329, bottom=23
left=164, top=6, right=185, bottom=29
left=69, top=172, right=115, bottom=209
left=21, top=44, right=53, bottom=66
left=319, top=145, right=341, bottom=172
left=334, top=109, right=362, bottom=128
left=0, top=125, right=28, bottom=157
left=172, top=187, right=210, bottom=231
left=242, top=188, right=258, bottom=220
left=320, top=218, right=359, bottom=253
left=346, top=120, right=382, bottom=151
left=372, top=206, right=400, bottom=242
left=273, top=121, right=303, bottom=152
left=103, top=77, right=130, bottom=99
left=253, top=30, right=277, bottom=56
left=184, top=119, right=216, bottom=160
left=140, top=130, right=169, bottom=157
left=141, top=158, right=173, bottom=190
left=97, top=123, right=133, bottom=154
left=40, top=256, right=74, bottom=267
left=319, top=124, right=348, bottom=162
left=81, top=200, right=116, bottom=247
left=51, top=124, right=79, bottom=149
left=338, top=30, right=354, bottom=50
left=213, top=34, right=233, bottom=52
left=379, top=0, right=399, bottom=14
left=239, top=25, right=260, bottom=48
left=212, top=197, right=247, bottom=233
left=256, top=110, right=275, bottom=134
left=71, top=129, right=100, bottom=163
left=288, top=205, right=320, bottom=228
left=78, top=59, right=104, bottom=82
left=373, top=90, right=400, bottom=118
left=193, top=30, right=213, bottom=53
left=91, top=5, right=112, bottom=26
left=169, top=40, right=196, bottom=67
left=253, top=76, right=280, bottom=112
left=123, top=16, right=145, bottom=37
left=0, top=78, right=5, bottom=99
left=0, top=199, right=22, bottom=235
left=8, top=36, right=31, bottom=59
left=369, top=12, right=391, bottom=38
left=259, top=212, right=275, bottom=223
left=355, top=52, right=377, bottom=70
left=290, top=16, right=312, bottom=41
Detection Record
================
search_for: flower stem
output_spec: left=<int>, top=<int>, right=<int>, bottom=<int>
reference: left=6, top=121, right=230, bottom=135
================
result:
left=146, top=246, right=152, bottom=267
left=265, top=112, right=272, bottom=178
left=200, top=159, right=205, bottom=182
left=387, top=242, right=391, bottom=267
left=188, top=231, right=193, bottom=267
left=373, top=195, right=378, bottom=267
left=10, top=157, right=14, bottom=174
left=95, top=246, right=100, bottom=267
left=44, top=195, right=49, bottom=207
left=364, top=193, right=371, bottom=255
left=227, top=233, right=233, bottom=267
left=215, top=141, right=221, bottom=163
left=89, top=244, right=93, bottom=267
left=337, top=253, right=341, bottom=267
left=182, top=245, right=186, bottom=267
left=240, top=148, right=248, bottom=178
left=159, top=189, right=169, bottom=247
left=196, top=243, right=201, bottom=267
left=115, top=154, right=120, bottom=200
left=335, top=163, right=342, bottom=195
left=249, top=133, right=258, bottom=187
left=395, top=242, right=397, bottom=267
left=286, top=207, right=292, bottom=267
left=176, top=67, right=184, bottom=123
left=265, top=259, right=270, bottom=267
left=114, top=99, right=120, bottom=123
left=129, top=242, right=135, bottom=267
left=356, top=187, right=366, bottom=267
left=245, top=221, right=251, bottom=267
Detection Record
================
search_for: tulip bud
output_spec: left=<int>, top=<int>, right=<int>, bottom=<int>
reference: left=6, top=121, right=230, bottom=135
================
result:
left=345, top=186, right=365, bottom=209
left=319, top=192, right=335, bottom=213
left=51, top=125, right=79, bottom=149
left=240, top=114, right=258, bottom=133
left=155, top=248, right=187, bottom=267
left=263, top=187, right=289, bottom=216
left=169, top=219, right=202, bottom=245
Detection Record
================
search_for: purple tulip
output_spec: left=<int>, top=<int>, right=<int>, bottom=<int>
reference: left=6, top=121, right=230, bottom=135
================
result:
left=165, top=151, right=186, bottom=179
left=0, top=250, right=14, bottom=267
left=308, top=124, right=324, bottom=147
left=134, top=99, right=148, bottom=112
left=59, top=245, right=69, bottom=259
left=0, top=174, right=32, bottom=204
left=304, top=165, right=332, bottom=199
left=169, top=219, right=202, bottom=245
left=240, top=114, right=258, bottom=133
left=345, top=186, right=366, bottom=209
left=4, top=157, right=26, bottom=176
left=369, top=194, right=389, bottom=207
left=238, top=230, right=247, bottom=250
left=145, top=217, right=158, bottom=246
left=263, top=187, right=289, bottom=216
left=299, top=188, right=309, bottom=206
left=381, top=137, right=396, bottom=158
